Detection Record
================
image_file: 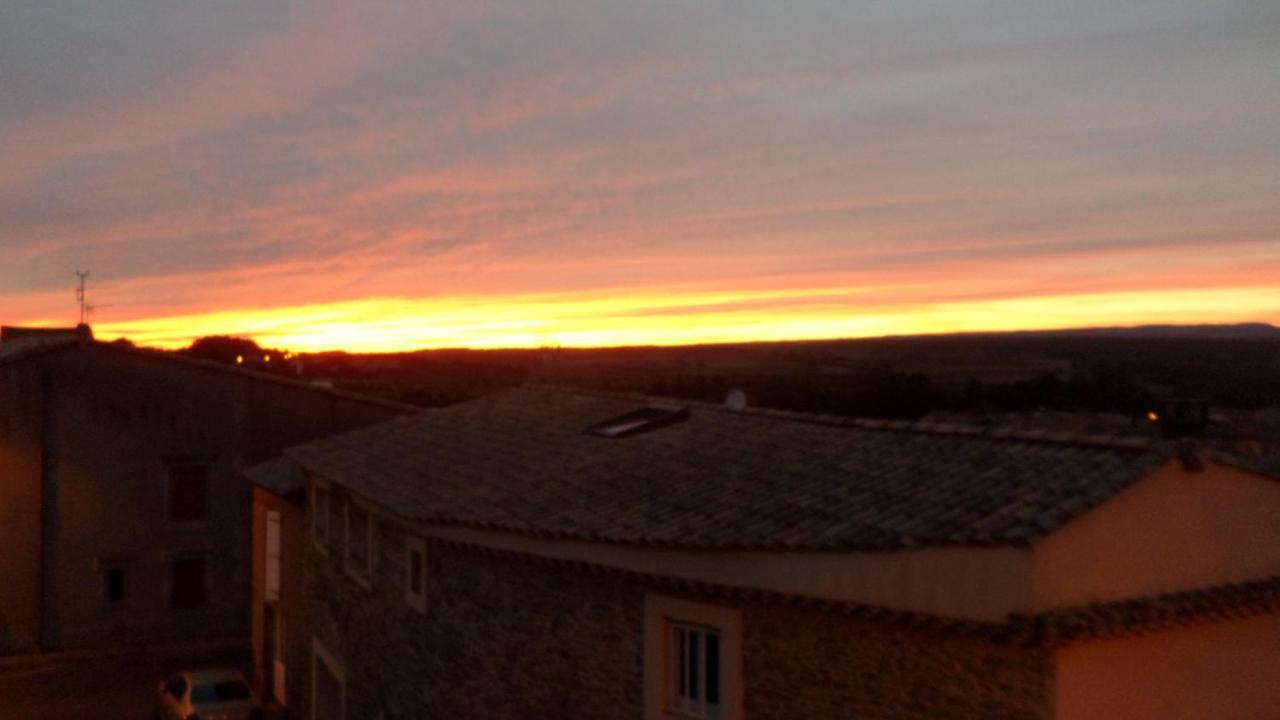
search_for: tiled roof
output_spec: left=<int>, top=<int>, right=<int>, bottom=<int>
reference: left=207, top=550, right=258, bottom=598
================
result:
left=244, top=456, right=307, bottom=498
left=442, top=537, right=1280, bottom=646
left=0, top=337, right=417, bottom=413
left=288, top=386, right=1179, bottom=550
left=1027, top=574, right=1280, bottom=646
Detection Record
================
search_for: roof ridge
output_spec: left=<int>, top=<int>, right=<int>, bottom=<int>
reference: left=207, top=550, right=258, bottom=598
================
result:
left=524, top=383, right=1159, bottom=452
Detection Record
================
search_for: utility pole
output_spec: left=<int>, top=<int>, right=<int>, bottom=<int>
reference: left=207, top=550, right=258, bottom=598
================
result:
left=75, top=270, right=90, bottom=325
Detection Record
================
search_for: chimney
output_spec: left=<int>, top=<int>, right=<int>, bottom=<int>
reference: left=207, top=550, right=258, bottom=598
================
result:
left=1159, top=397, right=1210, bottom=439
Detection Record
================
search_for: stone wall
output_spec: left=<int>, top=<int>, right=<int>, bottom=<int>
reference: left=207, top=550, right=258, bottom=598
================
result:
left=301, top=485, right=1052, bottom=720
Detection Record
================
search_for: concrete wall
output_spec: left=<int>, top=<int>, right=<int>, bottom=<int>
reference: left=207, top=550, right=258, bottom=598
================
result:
left=297, top=484, right=1052, bottom=720
left=1032, top=459, right=1280, bottom=610
left=4, top=344, right=404, bottom=652
left=1054, top=613, right=1280, bottom=720
left=0, top=362, right=45, bottom=653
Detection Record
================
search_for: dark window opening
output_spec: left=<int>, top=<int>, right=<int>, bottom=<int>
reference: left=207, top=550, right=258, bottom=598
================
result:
left=409, top=548, right=424, bottom=595
left=586, top=405, right=691, bottom=439
left=104, top=566, right=126, bottom=603
left=348, top=503, right=370, bottom=571
left=168, top=465, right=209, bottom=522
left=170, top=556, right=207, bottom=609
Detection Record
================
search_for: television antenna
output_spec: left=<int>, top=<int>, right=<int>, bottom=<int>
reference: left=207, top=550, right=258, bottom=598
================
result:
left=75, top=270, right=90, bottom=325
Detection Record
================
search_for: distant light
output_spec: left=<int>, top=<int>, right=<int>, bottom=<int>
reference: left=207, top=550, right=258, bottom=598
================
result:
left=264, top=355, right=271, bottom=363
left=235, top=355, right=243, bottom=365
left=1146, top=411, right=1159, bottom=422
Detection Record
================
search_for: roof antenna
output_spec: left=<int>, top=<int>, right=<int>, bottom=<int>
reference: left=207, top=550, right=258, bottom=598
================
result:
left=75, top=270, right=91, bottom=326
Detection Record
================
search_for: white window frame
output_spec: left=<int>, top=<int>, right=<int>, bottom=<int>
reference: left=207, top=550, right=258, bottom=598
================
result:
left=404, top=535, right=427, bottom=613
left=265, top=509, right=282, bottom=602
left=311, top=478, right=331, bottom=555
left=343, top=498, right=374, bottom=589
left=644, top=595, right=742, bottom=720
left=310, top=637, right=346, bottom=720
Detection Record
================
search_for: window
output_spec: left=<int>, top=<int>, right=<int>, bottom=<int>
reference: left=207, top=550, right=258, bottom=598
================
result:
left=311, top=638, right=346, bottom=720
left=344, top=500, right=373, bottom=586
left=168, top=465, right=209, bottom=522
left=669, top=623, right=721, bottom=718
left=644, top=596, right=741, bottom=720
left=311, top=479, right=331, bottom=553
left=103, top=563, right=127, bottom=604
left=405, top=536, right=426, bottom=613
left=170, top=555, right=208, bottom=609
left=586, top=405, right=691, bottom=439
left=265, top=510, right=282, bottom=602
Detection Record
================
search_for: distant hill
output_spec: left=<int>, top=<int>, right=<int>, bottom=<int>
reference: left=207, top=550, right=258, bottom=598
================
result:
left=981, top=323, right=1280, bottom=341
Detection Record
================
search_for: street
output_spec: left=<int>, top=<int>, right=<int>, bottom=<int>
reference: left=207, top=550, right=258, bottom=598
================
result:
left=0, top=641, right=250, bottom=720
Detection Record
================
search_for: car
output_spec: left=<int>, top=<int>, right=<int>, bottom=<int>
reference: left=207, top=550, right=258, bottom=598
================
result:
left=155, top=667, right=263, bottom=720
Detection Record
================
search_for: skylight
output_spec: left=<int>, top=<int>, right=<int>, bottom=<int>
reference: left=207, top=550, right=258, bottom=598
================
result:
left=586, top=404, right=691, bottom=439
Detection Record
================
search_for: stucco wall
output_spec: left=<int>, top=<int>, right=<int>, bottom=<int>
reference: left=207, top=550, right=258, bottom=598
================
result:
left=0, top=363, right=45, bottom=653
left=298, top=485, right=1052, bottom=720
left=1055, top=613, right=1280, bottom=720
left=6, top=344, right=404, bottom=652
left=1032, top=459, right=1280, bottom=610
left=426, top=525, right=1033, bottom=623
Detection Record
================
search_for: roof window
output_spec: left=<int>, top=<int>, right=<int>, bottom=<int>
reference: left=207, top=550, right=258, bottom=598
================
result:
left=586, top=404, right=691, bottom=439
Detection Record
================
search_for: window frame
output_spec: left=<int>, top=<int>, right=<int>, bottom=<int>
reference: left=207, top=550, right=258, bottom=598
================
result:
left=265, top=509, right=283, bottom=602
left=310, top=637, right=346, bottom=720
left=644, top=595, right=742, bottom=720
left=311, top=478, right=331, bottom=556
left=343, top=498, right=374, bottom=589
left=404, top=535, right=427, bottom=613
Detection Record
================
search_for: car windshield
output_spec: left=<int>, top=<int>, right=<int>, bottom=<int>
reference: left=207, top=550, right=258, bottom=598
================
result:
left=190, top=680, right=252, bottom=703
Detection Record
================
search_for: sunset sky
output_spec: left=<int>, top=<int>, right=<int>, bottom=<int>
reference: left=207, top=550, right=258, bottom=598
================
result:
left=3, top=1, right=1277, bottom=351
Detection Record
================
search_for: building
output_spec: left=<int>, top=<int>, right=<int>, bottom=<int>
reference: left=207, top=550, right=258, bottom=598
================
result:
left=262, top=386, right=1280, bottom=720
left=0, top=327, right=413, bottom=654
left=246, top=456, right=311, bottom=710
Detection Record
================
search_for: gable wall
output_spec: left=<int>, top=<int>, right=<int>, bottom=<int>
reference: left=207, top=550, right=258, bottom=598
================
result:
left=1032, top=459, right=1280, bottom=611
left=0, top=362, right=45, bottom=653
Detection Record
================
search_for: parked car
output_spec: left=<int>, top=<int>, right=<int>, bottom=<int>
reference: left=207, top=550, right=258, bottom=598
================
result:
left=155, top=667, right=262, bottom=720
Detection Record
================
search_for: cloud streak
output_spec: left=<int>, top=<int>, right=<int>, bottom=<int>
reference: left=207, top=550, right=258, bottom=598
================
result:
left=1, top=1, right=1277, bottom=348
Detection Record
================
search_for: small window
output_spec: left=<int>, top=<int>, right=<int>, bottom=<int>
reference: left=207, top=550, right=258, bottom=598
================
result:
left=586, top=405, right=691, bottom=439
left=170, top=555, right=208, bottom=609
left=645, top=596, right=741, bottom=720
left=344, top=500, right=373, bottom=586
left=103, top=564, right=127, bottom=604
left=670, top=623, right=721, bottom=718
left=168, top=465, right=209, bottom=522
left=405, top=536, right=426, bottom=613
left=312, top=480, right=331, bottom=553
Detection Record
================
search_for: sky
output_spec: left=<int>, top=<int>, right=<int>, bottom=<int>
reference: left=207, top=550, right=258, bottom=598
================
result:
left=2, top=1, right=1278, bottom=351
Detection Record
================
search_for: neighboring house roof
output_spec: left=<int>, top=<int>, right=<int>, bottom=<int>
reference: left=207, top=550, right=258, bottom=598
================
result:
left=1030, top=573, right=1280, bottom=646
left=243, top=456, right=308, bottom=498
left=0, top=328, right=417, bottom=413
left=287, top=385, right=1181, bottom=551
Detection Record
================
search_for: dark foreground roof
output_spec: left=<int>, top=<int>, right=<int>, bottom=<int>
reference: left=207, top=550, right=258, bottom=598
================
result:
left=244, top=456, right=308, bottom=498
left=289, top=386, right=1179, bottom=550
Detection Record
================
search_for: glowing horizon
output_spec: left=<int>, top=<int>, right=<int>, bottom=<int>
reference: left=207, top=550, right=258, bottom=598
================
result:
left=59, top=283, right=1279, bottom=353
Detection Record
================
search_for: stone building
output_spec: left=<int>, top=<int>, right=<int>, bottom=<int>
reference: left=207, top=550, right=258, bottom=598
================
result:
left=0, top=326, right=412, bottom=654
left=261, top=386, right=1280, bottom=720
